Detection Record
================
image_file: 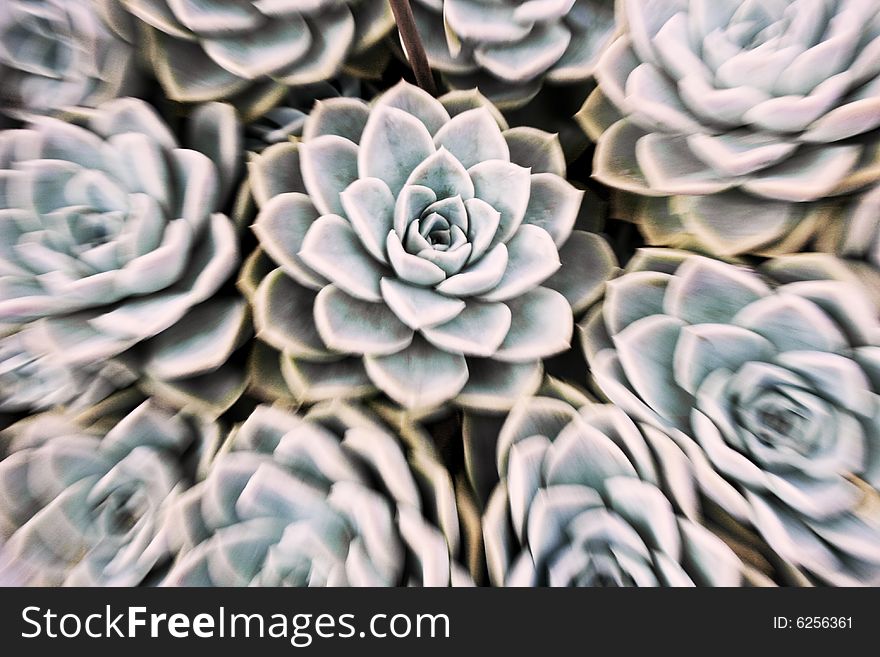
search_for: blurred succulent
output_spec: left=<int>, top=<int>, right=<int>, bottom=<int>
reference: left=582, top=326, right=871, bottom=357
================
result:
left=617, top=192, right=837, bottom=258
left=0, top=400, right=214, bottom=585
left=816, top=184, right=880, bottom=269
left=407, top=0, right=616, bottom=109
left=245, top=76, right=376, bottom=152
left=162, top=402, right=478, bottom=586
left=578, top=1, right=880, bottom=256
left=480, top=395, right=744, bottom=586
left=0, top=98, right=249, bottom=417
left=810, top=184, right=880, bottom=306
left=580, top=250, right=880, bottom=585
left=247, top=81, right=617, bottom=412
left=122, top=0, right=394, bottom=119
left=0, top=326, right=136, bottom=413
left=753, top=254, right=880, bottom=343
left=0, top=0, right=138, bottom=119
left=462, top=373, right=596, bottom=508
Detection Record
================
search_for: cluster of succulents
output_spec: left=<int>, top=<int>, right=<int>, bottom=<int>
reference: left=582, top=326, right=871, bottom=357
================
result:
left=0, top=0, right=878, bottom=587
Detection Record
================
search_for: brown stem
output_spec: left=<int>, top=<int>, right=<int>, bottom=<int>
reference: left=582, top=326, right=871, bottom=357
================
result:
left=389, top=0, right=437, bottom=96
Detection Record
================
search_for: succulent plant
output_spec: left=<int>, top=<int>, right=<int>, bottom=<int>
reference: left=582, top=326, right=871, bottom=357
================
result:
left=247, top=80, right=617, bottom=412
left=795, top=184, right=880, bottom=310
left=480, top=395, right=744, bottom=586
left=3, top=0, right=878, bottom=592
left=0, top=326, right=136, bottom=413
left=578, top=0, right=880, bottom=256
left=122, top=0, right=395, bottom=118
left=461, top=373, right=596, bottom=506
left=233, top=76, right=379, bottom=233
left=0, top=0, right=138, bottom=119
left=245, top=76, right=376, bottom=152
left=757, top=251, right=880, bottom=304
left=580, top=249, right=880, bottom=585
left=617, top=192, right=837, bottom=258
left=0, top=98, right=249, bottom=417
left=408, top=0, right=617, bottom=109
left=816, top=184, right=880, bottom=270
left=0, top=400, right=214, bottom=585
left=162, top=402, right=478, bottom=586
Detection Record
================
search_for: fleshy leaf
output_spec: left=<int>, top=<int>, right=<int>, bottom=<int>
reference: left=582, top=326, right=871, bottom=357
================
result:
left=480, top=225, right=560, bottom=302
left=314, top=285, right=413, bottom=356
left=364, top=336, right=469, bottom=410
left=299, top=135, right=359, bottom=216
left=494, top=287, right=573, bottom=362
left=299, top=215, right=388, bottom=302
left=422, top=300, right=512, bottom=357
left=433, top=108, right=510, bottom=170
left=358, top=105, right=436, bottom=196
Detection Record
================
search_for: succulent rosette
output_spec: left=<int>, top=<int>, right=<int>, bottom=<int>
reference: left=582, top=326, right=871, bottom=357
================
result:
left=0, top=98, right=249, bottom=417
left=0, top=0, right=138, bottom=118
left=578, top=0, right=880, bottom=256
left=462, top=373, right=596, bottom=507
left=0, top=400, right=214, bottom=585
left=480, top=395, right=744, bottom=586
left=409, top=0, right=617, bottom=109
left=0, top=326, right=136, bottom=413
left=162, top=402, right=478, bottom=586
left=580, top=249, right=880, bottom=585
left=248, top=81, right=617, bottom=411
left=122, top=0, right=395, bottom=118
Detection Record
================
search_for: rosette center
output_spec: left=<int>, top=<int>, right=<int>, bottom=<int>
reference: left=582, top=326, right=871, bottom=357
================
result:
left=403, top=194, right=473, bottom=275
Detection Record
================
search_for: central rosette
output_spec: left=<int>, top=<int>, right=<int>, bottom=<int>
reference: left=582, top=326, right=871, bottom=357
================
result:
left=401, top=195, right=471, bottom=273
left=251, top=81, right=617, bottom=410
left=731, top=364, right=831, bottom=457
left=367, top=145, right=521, bottom=296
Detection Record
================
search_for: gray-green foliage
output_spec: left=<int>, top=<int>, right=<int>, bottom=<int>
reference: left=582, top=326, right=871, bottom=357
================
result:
left=579, top=0, right=880, bottom=256
left=0, top=98, right=249, bottom=417
left=0, top=0, right=137, bottom=118
left=121, top=0, right=395, bottom=118
left=0, top=0, right=879, bottom=590
left=410, top=0, right=617, bottom=108
left=580, top=249, right=880, bottom=585
left=482, top=396, right=744, bottom=586
left=247, top=80, right=617, bottom=412
left=0, top=400, right=215, bottom=585
left=162, top=402, right=476, bottom=586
